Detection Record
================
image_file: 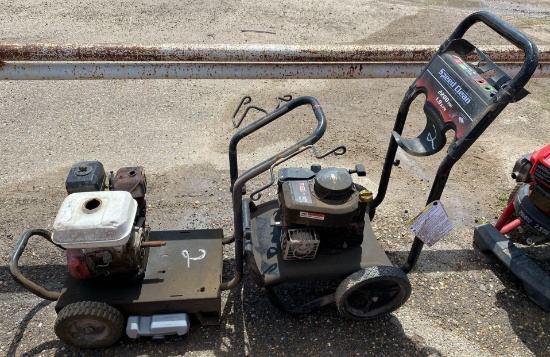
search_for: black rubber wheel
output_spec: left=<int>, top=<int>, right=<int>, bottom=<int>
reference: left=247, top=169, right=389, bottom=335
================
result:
left=335, top=266, right=411, bottom=320
left=54, top=301, right=124, bottom=349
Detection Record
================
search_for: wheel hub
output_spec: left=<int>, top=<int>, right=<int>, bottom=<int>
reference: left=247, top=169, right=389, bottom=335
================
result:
left=335, top=266, right=411, bottom=320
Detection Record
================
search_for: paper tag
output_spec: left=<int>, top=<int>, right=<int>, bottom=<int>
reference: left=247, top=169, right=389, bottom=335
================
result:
left=406, top=200, right=453, bottom=246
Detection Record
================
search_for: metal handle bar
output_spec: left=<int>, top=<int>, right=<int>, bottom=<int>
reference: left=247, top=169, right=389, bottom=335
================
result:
left=222, top=96, right=327, bottom=290
left=398, top=14, right=538, bottom=273
left=228, top=96, right=326, bottom=192
left=231, top=96, right=267, bottom=128
left=373, top=12, right=539, bottom=275
left=231, top=95, right=293, bottom=129
left=9, top=229, right=64, bottom=301
left=448, top=11, right=538, bottom=92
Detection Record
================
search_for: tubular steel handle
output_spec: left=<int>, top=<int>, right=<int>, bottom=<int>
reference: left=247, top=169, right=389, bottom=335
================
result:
left=375, top=12, right=539, bottom=275
left=222, top=96, right=327, bottom=291
left=228, top=96, right=327, bottom=192
left=448, top=11, right=539, bottom=92
left=9, top=229, right=64, bottom=301
left=399, top=13, right=538, bottom=274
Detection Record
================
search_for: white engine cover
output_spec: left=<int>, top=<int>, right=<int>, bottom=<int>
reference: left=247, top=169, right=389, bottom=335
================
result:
left=52, top=191, right=138, bottom=249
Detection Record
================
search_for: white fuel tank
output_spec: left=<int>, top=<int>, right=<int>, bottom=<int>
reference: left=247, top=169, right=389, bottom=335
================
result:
left=52, top=191, right=137, bottom=249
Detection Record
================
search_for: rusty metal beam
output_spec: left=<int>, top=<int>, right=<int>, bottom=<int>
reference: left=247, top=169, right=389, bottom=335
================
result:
left=1, top=62, right=548, bottom=80
left=0, top=43, right=548, bottom=80
left=0, top=43, right=549, bottom=63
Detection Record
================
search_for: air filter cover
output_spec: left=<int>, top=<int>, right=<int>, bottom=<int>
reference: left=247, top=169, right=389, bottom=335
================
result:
left=314, top=167, right=353, bottom=199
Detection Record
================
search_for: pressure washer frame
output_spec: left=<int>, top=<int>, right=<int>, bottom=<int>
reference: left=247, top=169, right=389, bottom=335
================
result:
left=7, top=11, right=540, bottom=348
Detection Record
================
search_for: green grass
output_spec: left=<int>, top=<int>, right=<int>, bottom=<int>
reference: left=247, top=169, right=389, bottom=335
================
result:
left=495, top=190, right=509, bottom=208
left=474, top=217, right=490, bottom=224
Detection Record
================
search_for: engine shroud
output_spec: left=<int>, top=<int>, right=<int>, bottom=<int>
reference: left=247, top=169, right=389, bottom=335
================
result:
left=279, top=167, right=362, bottom=226
left=511, top=145, right=550, bottom=219
left=53, top=191, right=138, bottom=248
left=54, top=163, right=150, bottom=279
left=277, top=167, right=367, bottom=252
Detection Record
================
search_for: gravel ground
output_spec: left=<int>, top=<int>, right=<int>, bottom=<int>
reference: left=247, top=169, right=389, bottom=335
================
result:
left=1, top=0, right=550, bottom=356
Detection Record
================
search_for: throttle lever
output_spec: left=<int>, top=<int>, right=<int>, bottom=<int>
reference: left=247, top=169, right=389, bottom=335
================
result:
left=349, top=164, right=367, bottom=176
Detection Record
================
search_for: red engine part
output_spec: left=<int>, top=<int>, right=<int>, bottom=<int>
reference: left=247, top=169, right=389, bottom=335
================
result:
left=529, top=144, right=550, bottom=189
left=66, top=249, right=91, bottom=279
left=496, top=144, right=550, bottom=234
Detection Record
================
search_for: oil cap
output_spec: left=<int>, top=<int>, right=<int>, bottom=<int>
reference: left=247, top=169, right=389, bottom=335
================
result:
left=314, top=167, right=353, bottom=199
left=359, top=189, right=373, bottom=203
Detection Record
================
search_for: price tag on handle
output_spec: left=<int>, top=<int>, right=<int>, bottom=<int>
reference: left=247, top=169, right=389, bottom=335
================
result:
left=406, top=200, right=453, bottom=246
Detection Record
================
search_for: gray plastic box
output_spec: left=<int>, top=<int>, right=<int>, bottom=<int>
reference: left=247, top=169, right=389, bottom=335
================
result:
left=126, top=313, right=190, bottom=339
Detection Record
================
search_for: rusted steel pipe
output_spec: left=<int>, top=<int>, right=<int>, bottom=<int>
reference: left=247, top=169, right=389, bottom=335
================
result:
left=1, top=62, right=548, bottom=80
left=141, top=241, right=167, bottom=248
left=0, top=43, right=548, bottom=62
